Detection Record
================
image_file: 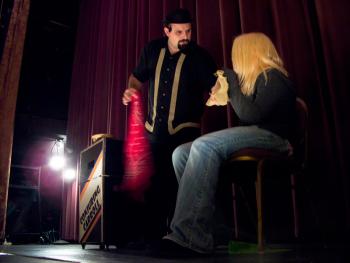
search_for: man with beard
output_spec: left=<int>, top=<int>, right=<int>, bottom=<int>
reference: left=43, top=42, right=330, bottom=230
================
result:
left=122, top=8, right=217, bottom=242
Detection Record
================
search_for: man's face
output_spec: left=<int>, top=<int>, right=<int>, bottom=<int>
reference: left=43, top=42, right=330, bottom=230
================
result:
left=164, top=23, right=192, bottom=52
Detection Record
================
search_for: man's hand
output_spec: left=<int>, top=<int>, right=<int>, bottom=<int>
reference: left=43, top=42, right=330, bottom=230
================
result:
left=123, top=74, right=143, bottom=105
left=122, top=88, right=138, bottom=105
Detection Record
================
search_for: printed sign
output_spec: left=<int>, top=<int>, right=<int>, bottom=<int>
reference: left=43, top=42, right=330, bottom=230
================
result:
left=79, top=152, right=103, bottom=243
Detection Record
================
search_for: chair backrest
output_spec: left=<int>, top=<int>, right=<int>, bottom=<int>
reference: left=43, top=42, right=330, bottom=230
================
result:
left=290, top=97, right=309, bottom=170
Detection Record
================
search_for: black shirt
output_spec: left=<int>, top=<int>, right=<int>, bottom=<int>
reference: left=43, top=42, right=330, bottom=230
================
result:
left=224, top=68, right=296, bottom=139
left=133, top=37, right=217, bottom=138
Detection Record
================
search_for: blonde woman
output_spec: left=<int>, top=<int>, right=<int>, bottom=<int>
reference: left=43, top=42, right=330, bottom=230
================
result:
left=157, top=33, right=296, bottom=256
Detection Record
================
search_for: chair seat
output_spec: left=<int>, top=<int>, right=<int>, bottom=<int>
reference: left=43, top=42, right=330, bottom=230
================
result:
left=229, top=148, right=291, bottom=161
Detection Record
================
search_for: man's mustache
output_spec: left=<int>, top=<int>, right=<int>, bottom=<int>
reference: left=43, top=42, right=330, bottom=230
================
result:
left=178, top=39, right=189, bottom=45
left=178, top=39, right=190, bottom=50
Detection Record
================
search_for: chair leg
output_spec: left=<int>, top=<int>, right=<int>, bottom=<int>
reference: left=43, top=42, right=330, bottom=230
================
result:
left=232, top=183, right=239, bottom=239
left=256, top=160, right=264, bottom=253
left=291, top=173, right=299, bottom=238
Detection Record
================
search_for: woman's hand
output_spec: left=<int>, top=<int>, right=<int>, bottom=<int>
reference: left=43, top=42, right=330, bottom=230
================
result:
left=206, top=70, right=229, bottom=106
left=206, top=81, right=221, bottom=106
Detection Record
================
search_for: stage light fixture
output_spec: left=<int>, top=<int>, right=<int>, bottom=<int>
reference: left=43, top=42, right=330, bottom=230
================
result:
left=48, top=138, right=66, bottom=170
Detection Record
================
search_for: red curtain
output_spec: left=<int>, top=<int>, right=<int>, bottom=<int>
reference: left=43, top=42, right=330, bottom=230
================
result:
left=64, top=0, right=350, bottom=241
left=0, top=0, right=30, bottom=241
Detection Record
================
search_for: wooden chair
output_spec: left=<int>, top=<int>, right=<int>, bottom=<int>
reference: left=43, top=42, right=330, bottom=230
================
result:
left=226, top=97, right=308, bottom=253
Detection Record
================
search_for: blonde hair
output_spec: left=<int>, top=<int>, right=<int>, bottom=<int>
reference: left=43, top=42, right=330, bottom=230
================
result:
left=231, top=32, right=288, bottom=96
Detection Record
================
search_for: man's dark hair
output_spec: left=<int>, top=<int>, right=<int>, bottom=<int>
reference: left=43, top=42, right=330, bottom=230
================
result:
left=163, top=8, right=192, bottom=31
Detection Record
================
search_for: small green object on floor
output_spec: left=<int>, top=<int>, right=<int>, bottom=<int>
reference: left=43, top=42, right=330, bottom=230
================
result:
left=228, top=240, right=291, bottom=254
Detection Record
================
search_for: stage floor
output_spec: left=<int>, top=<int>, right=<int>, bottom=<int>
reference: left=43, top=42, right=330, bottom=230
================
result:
left=0, top=242, right=349, bottom=263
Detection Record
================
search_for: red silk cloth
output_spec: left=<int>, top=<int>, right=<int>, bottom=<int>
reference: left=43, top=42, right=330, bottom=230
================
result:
left=122, top=91, right=153, bottom=201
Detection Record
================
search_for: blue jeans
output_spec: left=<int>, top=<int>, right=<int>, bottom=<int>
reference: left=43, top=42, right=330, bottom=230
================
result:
left=163, top=125, right=291, bottom=253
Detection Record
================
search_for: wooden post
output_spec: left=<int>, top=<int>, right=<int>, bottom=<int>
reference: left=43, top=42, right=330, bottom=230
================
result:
left=256, top=160, right=264, bottom=253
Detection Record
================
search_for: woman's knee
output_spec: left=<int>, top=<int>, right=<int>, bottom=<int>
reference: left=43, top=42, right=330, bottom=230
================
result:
left=191, top=134, right=219, bottom=153
left=172, top=142, right=192, bottom=165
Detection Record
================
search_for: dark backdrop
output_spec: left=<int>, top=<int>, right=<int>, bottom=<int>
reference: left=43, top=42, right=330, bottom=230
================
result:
left=63, top=0, right=350, bottom=242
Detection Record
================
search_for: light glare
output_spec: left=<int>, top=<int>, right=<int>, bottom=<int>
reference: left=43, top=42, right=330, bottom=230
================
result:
left=63, top=168, right=76, bottom=181
left=49, top=155, right=66, bottom=170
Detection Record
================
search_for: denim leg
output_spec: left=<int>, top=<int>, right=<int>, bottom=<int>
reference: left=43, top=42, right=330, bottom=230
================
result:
left=172, top=142, right=192, bottom=183
left=164, top=126, right=290, bottom=253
